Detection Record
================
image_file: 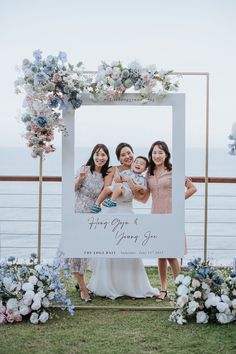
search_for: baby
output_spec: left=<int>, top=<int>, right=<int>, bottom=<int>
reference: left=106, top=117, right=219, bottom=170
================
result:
left=90, top=156, right=148, bottom=213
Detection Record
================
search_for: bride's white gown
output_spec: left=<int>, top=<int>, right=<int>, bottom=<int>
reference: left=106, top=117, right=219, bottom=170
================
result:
left=88, top=198, right=159, bottom=299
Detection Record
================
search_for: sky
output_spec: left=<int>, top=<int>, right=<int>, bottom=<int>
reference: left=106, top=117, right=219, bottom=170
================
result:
left=0, top=0, right=236, bottom=150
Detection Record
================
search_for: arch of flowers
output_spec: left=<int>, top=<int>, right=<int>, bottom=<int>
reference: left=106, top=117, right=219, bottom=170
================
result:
left=15, top=50, right=180, bottom=157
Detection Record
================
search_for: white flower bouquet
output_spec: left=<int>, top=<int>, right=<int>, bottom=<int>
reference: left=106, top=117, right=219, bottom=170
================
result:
left=0, top=253, right=74, bottom=325
left=169, top=259, right=236, bottom=325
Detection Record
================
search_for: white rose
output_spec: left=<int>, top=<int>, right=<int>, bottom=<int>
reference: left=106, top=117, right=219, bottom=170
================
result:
left=176, top=315, right=187, bottom=325
left=177, top=295, right=189, bottom=307
left=187, top=300, right=199, bottom=315
left=3, top=277, right=13, bottom=291
left=31, top=301, right=41, bottom=311
left=205, top=295, right=220, bottom=308
left=221, top=295, right=230, bottom=304
left=39, top=311, right=49, bottom=323
left=193, top=291, right=202, bottom=299
left=42, top=297, right=50, bottom=308
left=192, top=279, right=201, bottom=288
left=182, top=276, right=192, bottom=287
left=202, top=282, right=210, bottom=293
left=37, top=281, right=44, bottom=288
left=196, top=311, right=209, bottom=324
left=30, top=312, right=39, bottom=324
left=105, top=66, right=112, bottom=75
left=216, top=313, right=231, bottom=324
left=231, top=299, right=236, bottom=308
left=175, top=274, right=185, bottom=284
left=177, top=284, right=189, bottom=296
left=216, top=302, right=229, bottom=313
left=33, top=293, right=43, bottom=303
left=22, top=282, right=34, bottom=291
left=19, top=305, right=31, bottom=316
left=232, top=289, right=236, bottom=296
left=28, top=276, right=38, bottom=285
left=6, top=298, right=18, bottom=310
left=48, top=292, right=55, bottom=300
left=23, top=290, right=35, bottom=306
left=35, top=264, right=43, bottom=273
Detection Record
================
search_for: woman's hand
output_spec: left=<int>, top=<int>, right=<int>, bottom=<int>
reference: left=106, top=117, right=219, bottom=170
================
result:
left=113, top=174, right=122, bottom=183
left=75, top=166, right=88, bottom=191
left=185, top=177, right=197, bottom=199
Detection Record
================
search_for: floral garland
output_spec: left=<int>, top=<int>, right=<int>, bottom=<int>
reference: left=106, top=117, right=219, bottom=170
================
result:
left=0, top=253, right=74, bottom=325
left=15, top=50, right=180, bottom=158
left=228, top=122, right=236, bottom=156
left=169, top=258, right=236, bottom=325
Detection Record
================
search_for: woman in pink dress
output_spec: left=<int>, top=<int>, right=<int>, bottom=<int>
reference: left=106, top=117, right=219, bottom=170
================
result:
left=146, top=141, right=197, bottom=300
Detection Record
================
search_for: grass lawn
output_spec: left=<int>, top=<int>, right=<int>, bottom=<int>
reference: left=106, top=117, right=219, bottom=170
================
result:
left=0, top=268, right=235, bottom=354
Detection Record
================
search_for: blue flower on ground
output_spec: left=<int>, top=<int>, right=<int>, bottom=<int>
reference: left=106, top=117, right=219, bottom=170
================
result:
left=197, top=267, right=213, bottom=278
left=35, top=116, right=48, bottom=128
left=70, top=97, right=82, bottom=109
left=8, top=256, right=15, bottom=262
left=121, top=69, right=129, bottom=79
left=213, top=275, right=224, bottom=286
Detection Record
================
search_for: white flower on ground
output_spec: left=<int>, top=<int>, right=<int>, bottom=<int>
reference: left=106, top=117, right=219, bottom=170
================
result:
left=175, top=274, right=185, bottom=284
left=177, top=284, right=189, bottom=296
left=30, top=312, right=39, bottom=324
left=182, top=276, right=192, bottom=287
left=216, top=313, right=233, bottom=324
left=6, top=298, right=18, bottom=310
left=205, top=295, right=221, bottom=308
left=48, top=292, right=55, bottom=300
left=39, top=311, right=49, bottom=323
left=23, top=290, right=35, bottom=306
left=37, top=281, right=44, bottom=288
left=216, top=302, right=229, bottom=313
left=22, top=282, right=34, bottom=291
left=42, top=297, right=50, bottom=308
left=176, top=315, right=187, bottom=325
left=192, top=279, right=201, bottom=289
left=202, top=282, right=210, bottom=293
left=196, top=311, right=209, bottom=324
left=28, top=275, right=38, bottom=285
left=231, top=299, right=236, bottom=308
left=193, top=291, right=202, bottom=299
left=221, top=294, right=230, bottom=304
left=31, top=301, right=41, bottom=311
left=187, top=300, right=199, bottom=315
left=19, top=305, right=31, bottom=316
left=232, top=289, right=236, bottom=296
left=3, top=277, right=13, bottom=291
left=177, top=295, right=189, bottom=307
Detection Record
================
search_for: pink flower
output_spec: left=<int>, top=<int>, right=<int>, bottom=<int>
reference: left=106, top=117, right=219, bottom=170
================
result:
left=52, top=73, right=62, bottom=83
left=0, top=313, right=7, bottom=324
left=14, top=314, right=23, bottom=322
left=0, top=306, right=6, bottom=314
left=6, top=314, right=15, bottom=323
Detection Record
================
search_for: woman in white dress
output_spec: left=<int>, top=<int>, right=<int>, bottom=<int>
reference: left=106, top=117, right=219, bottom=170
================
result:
left=88, top=143, right=159, bottom=299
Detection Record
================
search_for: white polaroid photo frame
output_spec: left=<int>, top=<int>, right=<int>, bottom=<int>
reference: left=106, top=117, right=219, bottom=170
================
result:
left=60, top=93, right=185, bottom=258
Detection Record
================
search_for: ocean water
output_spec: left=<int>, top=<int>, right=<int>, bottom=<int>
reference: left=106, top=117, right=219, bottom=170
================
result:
left=0, top=146, right=235, bottom=266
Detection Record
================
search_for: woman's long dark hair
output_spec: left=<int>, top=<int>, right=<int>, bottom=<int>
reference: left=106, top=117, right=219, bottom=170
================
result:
left=148, top=141, right=172, bottom=176
left=115, top=142, right=134, bottom=160
left=85, top=144, right=110, bottom=177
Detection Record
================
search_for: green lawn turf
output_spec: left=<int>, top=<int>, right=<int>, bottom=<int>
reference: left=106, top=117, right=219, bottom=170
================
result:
left=0, top=268, right=235, bottom=354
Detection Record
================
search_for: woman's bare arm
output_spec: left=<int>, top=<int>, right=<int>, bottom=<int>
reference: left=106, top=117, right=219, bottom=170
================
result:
left=185, top=178, right=197, bottom=200
left=125, top=178, right=150, bottom=203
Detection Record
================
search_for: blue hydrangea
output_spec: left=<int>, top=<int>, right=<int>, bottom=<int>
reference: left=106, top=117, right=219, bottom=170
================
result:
left=49, top=97, right=60, bottom=108
left=121, top=69, right=129, bottom=79
left=35, top=72, right=49, bottom=84
left=8, top=256, right=15, bottom=262
left=21, top=113, right=31, bottom=123
left=58, top=51, right=67, bottom=63
left=35, top=116, right=48, bottom=128
left=33, top=49, right=42, bottom=61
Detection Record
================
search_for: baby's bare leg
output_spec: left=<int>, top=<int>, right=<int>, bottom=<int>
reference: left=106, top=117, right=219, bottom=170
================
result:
left=111, top=183, right=123, bottom=201
left=96, top=186, right=112, bottom=205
